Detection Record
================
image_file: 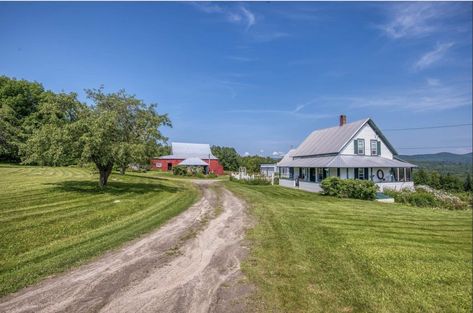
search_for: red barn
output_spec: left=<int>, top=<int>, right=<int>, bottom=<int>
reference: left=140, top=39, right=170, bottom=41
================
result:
left=150, top=142, right=224, bottom=175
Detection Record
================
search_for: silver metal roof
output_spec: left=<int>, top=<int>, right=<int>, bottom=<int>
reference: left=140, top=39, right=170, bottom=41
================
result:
left=158, top=142, right=218, bottom=160
left=329, top=155, right=416, bottom=168
left=292, top=119, right=368, bottom=157
left=278, top=155, right=336, bottom=167
left=260, top=164, right=277, bottom=168
left=291, top=118, right=398, bottom=157
left=277, top=149, right=297, bottom=167
left=178, top=157, right=209, bottom=166
left=277, top=154, right=416, bottom=168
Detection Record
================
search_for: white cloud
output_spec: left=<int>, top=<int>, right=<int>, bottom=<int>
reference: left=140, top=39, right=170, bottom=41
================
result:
left=413, top=42, right=454, bottom=71
left=193, top=3, right=256, bottom=30
left=272, top=151, right=285, bottom=157
left=379, top=3, right=443, bottom=39
left=244, top=152, right=250, bottom=156
left=240, top=7, right=256, bottom=30
left=294, top=104, right=305, bottom=112
left=426, top=78, right=440, bottom=86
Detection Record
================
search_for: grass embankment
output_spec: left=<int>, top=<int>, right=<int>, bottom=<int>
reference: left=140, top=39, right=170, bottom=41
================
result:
left=226, top=182, right=472, bottom=313
left=0, top=165, right=198, bottom=297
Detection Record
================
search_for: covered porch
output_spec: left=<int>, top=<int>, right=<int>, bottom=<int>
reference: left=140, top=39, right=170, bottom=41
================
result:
left=278, top=155, right=416, bottom=192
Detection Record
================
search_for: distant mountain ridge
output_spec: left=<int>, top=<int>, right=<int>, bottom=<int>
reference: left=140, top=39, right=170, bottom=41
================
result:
left=400, top=152, right=472, bottom=164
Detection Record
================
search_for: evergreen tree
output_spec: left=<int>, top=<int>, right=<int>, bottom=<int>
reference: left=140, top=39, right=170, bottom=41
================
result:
left=464, top=173, right=472, bottom=192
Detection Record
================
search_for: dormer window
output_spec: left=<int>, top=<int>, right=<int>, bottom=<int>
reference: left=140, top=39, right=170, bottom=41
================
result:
left=354, top=139, right=365, bottom=155
left=370, top=140, right=381, bottom=156
left=371, top=140, right=377, bottom=155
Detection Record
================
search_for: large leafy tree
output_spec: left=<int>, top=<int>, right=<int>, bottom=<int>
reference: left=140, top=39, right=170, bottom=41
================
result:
left=23, top=87, right=171, bottom=187
left=239, top=155, right=277, bottom=173
left=84, top=88, right=171, bottom=177
left=21, top=91, right=87, bottom=166
left=211, top=145, right=240, bottom=171
left=0, top=76, right=44, bottom=161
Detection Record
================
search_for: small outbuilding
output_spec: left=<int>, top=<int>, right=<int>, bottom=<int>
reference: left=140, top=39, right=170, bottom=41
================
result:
left=260, top=164, right=277, bottom=177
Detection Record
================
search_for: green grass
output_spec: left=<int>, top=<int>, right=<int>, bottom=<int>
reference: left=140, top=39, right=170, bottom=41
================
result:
left=0, top=165, right=198, bottom=297
left=225, top=181, right=472, bottom=313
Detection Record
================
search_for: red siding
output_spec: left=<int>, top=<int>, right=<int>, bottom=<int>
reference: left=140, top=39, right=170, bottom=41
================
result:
left=150, top=158, right=224, bottom=175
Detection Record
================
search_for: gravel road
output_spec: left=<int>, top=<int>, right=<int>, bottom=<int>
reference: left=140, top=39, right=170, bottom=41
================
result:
left=0, top=180, right=252, bottom=313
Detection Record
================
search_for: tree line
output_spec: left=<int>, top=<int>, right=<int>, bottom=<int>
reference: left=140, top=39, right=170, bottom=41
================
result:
left=413, top=168, right=472, bottom=192
left=0, top=76, right=170, bottom=186
left=210, top=145, right=278, bottom=173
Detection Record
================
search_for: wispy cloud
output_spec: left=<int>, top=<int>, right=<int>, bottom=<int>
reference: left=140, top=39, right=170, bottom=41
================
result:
left=379, top=3, right=445, bottom=39
left=317, top=81, right=471, bottom=112
left=251, top=31, right=290, bottom=43
left=294, top=104, right=305, bottom=112
left=225, top=56, right=256, bottom=62
left=413, top=42, right=454, bottom=71
left=272, top=151, right=285, bottom=157
left=192, top=2, right=256, bottom=30
left=426, top=78, right=440, bottom=86
left=228, top=104, right=332, bottom=120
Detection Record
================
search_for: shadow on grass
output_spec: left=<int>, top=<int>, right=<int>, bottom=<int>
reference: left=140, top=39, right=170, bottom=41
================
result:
left=46, top=180, right=180, bottom=195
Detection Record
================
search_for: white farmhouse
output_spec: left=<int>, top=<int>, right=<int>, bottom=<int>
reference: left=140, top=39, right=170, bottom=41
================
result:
left=277, top=115, right=417, bottom=192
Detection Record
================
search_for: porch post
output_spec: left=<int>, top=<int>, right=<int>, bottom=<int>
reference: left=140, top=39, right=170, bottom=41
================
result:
left=396, top=168, right=400, bottom=182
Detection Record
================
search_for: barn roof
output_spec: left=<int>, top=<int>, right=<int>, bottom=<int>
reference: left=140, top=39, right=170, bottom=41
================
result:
left=178, top=157, right=209, bottom=166
left=292, top=118, right=398, bottom=157
left=158, top=142, right=218, bottom=160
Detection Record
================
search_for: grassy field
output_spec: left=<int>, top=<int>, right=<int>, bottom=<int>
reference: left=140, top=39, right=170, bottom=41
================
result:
left=226, top=182, right=472, bottom=313
left=0, top=165, right=198, bottom=297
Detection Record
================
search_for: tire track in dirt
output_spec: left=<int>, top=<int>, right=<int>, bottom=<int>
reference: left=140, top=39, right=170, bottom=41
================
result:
left=0, top=180, right=253, bottom=313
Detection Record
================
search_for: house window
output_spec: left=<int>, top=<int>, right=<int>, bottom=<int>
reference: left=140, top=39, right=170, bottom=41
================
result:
left=370, top=140, right=378, bottom=156
left=356, top=139, right=365, bottom=155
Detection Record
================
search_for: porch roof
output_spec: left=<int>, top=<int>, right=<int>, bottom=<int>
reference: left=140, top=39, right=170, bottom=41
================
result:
left=178, top=157, right=208, bottom=166
left=278, top=155, right=417, bottom=168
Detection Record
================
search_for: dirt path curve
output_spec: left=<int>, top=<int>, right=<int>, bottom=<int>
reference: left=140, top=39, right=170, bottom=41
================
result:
left=0, top=180, right=252, bottom=313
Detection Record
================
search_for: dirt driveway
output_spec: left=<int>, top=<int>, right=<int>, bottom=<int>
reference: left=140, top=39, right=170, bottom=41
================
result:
left=0, top=180, right=253, bottom=313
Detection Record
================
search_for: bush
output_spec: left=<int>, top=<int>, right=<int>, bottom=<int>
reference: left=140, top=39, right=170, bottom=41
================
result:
left=172, top=165, right=187, bottom=176
left=321, top=177, right=377, bottom=200
left=383, top=187, right=470, bottom=210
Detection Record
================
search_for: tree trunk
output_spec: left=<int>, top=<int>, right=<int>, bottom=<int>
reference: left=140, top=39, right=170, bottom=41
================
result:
left=98, top=163, right=113, bottom=187
left=120, top=164, right=126, bottom=175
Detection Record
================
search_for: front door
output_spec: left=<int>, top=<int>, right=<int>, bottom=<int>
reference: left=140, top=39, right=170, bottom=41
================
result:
left=167, top=162, right=173, bottom=171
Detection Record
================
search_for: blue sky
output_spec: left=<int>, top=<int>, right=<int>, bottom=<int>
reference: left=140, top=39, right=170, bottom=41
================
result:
left=1, top=2, right=471, bottom=156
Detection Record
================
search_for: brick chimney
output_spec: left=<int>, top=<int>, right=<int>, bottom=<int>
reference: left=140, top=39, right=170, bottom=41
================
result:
left=339, top=114, right=347, bottom=126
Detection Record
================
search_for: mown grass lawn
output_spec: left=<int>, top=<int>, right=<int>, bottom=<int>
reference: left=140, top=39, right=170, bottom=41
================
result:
left=0, top=165, right=198, bottom=297
left=226, top=182, right=472, bottom=313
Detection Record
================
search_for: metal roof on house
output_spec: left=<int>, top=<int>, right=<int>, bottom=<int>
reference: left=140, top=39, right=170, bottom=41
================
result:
left=277, top=149, right=296, bottom=167
left=157, top=142, right=218, bottom=160
left=292, top=118, right=398, bottom=157
left=277, top=155, right=416, bottom=168
left=178, top=157, right=209, bottom=166
left=260, top=164, right=277, bottom=168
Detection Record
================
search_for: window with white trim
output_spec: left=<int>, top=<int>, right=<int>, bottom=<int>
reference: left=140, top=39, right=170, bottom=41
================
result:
left=370, top=140, right=378, bottom=156
left=357, top=139, right=365, bottom=155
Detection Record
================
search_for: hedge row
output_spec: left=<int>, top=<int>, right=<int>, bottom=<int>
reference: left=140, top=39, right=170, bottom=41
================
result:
left=320, top=177, right=378, bottom=200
